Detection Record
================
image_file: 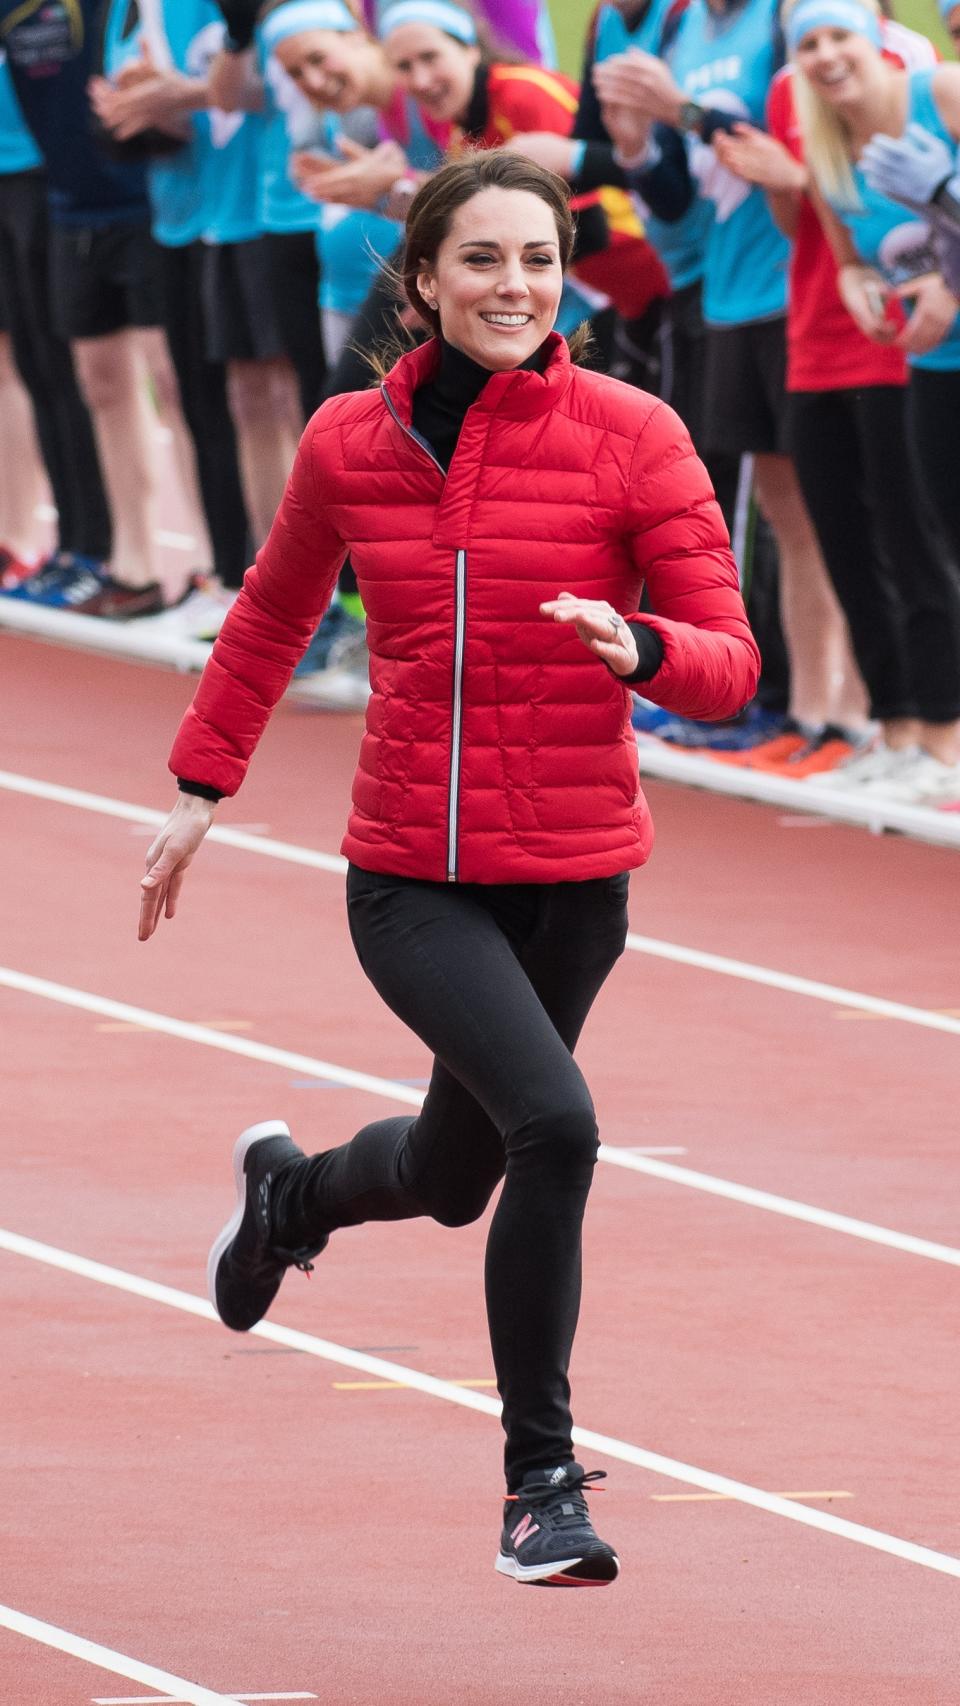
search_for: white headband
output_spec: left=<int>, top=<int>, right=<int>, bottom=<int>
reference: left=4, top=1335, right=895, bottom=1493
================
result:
left=260, top=0, right=359, bottom=55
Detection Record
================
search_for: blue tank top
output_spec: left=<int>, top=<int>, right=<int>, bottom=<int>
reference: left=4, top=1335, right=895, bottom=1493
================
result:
left=593, top=1, right=710, bottom=291
left=202, top=30, right=265, bottom=247
left=669, top=0, right=789, bottom=324
left=101, top=0, right=222, bottom=249
left=833, top=69, right=960, bottom=373
left=0, top=54, right=40, bottom=174
left=256, top=37, right=322, bottom=237
left=314, top=95, right=442, bottom=315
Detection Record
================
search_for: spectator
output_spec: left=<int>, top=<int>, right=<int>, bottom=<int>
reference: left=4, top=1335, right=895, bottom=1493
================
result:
left=787, top=0, right=960, bottom=802
left=0, top=1, right=164, bottom=616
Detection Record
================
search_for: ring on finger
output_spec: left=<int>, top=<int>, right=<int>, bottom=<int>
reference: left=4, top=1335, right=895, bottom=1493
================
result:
left=608, top=613, right=622, bottom=639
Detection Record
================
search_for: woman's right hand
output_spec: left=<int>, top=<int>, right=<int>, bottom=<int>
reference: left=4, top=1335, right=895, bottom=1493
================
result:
left=139, top=793, right=216, bottom=942
left=837, top=264, right=898, bottom=342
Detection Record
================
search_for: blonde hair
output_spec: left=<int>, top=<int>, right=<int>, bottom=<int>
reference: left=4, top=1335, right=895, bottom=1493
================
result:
left=782, top=0, right=884, bottom=210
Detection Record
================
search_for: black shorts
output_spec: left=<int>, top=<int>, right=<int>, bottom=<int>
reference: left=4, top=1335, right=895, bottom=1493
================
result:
left=48, top=219, right=162, bottom=340
left=700, top=315, right=788, bottom=457
left=201, top=237, right=287, bottom=364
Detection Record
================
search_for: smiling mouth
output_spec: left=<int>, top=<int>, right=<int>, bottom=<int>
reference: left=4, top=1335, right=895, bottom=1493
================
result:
left=480, top=313, right=534, bottom=327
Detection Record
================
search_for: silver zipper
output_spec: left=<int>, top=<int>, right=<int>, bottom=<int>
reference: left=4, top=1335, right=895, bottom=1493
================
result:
left=447, top=548, right=467, bottom=882
left=382, top=382, right=466, bottom=882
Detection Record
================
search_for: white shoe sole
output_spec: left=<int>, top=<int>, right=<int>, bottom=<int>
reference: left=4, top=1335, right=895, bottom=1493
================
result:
left=206, top=1120, right=291, bottom=1316
left=495, top=1551, right=619, bottom=1584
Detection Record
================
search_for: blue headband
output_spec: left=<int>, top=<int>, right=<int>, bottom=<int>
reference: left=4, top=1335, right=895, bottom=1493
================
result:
left=786, top=0, right=881, bottom=52
left=378, top=0, right=478, bottom=45
left=260, top=0, right=359, bottom=54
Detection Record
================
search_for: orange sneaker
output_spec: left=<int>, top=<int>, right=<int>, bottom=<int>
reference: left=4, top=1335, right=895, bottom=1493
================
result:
left=753, top=725, right=855, bottom=776
left=711, top=721, right=808, bottom=768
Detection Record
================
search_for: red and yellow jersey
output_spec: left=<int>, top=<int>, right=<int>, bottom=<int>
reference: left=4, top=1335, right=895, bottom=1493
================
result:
left=422, top=64, right=667, bottom=317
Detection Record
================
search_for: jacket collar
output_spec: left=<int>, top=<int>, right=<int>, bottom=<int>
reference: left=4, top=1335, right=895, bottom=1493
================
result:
left=382, top=331, right=573, bottom=426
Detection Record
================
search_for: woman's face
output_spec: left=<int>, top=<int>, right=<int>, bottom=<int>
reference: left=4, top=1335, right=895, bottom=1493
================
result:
left=383, top=22, right=479, bottom=124
left=947, top=3, right=960, bottom=52
left=417, top=186, right=564, bottom=370
left=275, top=28, right=379, bottom=112
left=793, top=24, right=880, bottom=109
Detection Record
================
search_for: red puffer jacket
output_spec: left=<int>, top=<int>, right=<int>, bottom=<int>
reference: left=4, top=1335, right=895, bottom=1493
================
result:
left=170, top=334, right=759, bottom=884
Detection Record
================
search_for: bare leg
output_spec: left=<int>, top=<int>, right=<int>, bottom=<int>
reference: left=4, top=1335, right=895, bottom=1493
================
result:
left=136, top=327, right=212, bottom=574
left=0, top=331, right=45, bottom=560
left=227, top=358, right=300, bottom=547
left=71, top=329, right=159, bottom=588
left=753, top=452, right=869, bottom=731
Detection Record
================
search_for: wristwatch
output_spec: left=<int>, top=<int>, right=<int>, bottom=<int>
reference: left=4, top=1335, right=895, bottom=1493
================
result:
left=677, top=99, right=706, bottom=135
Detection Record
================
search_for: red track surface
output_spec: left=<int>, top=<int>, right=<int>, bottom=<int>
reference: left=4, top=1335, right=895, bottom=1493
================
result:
left=2, top=631, right=959, bottom=1705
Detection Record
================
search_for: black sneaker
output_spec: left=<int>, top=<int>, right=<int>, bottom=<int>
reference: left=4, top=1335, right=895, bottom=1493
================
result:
left=496, top=1463, right=620, bottom=1586
left=207, top=1121, right=327, bottom=1332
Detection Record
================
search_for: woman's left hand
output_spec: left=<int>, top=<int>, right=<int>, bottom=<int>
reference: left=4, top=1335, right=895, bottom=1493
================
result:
left=895, top=271, right=957, bottom=354
left=540, top=592, right=639, bottom=676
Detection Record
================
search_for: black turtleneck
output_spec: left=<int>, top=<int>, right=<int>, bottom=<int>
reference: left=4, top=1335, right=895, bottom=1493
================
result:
left=409, top=335, right=663, bottom=687
left=410, top=335, right=551, bottom=473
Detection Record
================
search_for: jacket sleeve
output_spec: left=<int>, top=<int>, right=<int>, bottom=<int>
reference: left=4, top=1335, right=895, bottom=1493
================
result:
left=622, top=402, right=761, bottom=720
left=168, top=412, right=348, bottom=795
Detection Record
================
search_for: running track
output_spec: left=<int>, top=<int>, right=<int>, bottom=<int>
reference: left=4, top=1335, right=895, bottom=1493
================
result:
left=2, top=632, right=958, bottom=1705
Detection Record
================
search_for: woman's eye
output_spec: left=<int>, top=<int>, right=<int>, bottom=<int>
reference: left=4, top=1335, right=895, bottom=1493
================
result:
left=528, top=255, right=553, bottom=267
left=465, top=253, right=496, bottom=265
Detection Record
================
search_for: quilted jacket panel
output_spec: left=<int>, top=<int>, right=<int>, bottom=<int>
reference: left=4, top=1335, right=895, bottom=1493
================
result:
left=170, top=334, right=760, bottom=883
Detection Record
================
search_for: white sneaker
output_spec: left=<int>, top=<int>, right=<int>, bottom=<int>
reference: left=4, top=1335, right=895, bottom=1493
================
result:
left=805, top=742, right=920, bottom=791
left=857, top=749, right=960, bottom=806
left=142, top=577, right=237, bottom=641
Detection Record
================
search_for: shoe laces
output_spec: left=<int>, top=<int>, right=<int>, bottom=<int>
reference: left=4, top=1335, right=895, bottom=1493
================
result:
left=272, top=1241, right=325, bottom=1278
left=505, top=1467, right=607, bottom=1526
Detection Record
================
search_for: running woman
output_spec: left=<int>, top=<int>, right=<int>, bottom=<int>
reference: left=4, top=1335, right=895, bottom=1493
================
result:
left=786, top=0, right=960, bottom=803
left=139, top=151, right=759, bottom=1586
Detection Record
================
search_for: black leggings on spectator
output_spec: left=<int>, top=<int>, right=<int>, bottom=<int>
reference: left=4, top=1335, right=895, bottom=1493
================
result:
left=272, top=865, right=630, bottom=1489
left=787, top=383, right=960, bottom=724
left=0, top=168, right=111, bottom=559
left=263, top=230, right=326, bottom=422
left=155, top=240, right=250, bottom=590
left=907, top=368, right=960, bottom=567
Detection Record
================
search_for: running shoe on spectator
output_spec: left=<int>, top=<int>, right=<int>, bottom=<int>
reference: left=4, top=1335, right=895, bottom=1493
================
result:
left=496, top=1464, right=619, bottom=1587
left=293, top=611, right=370, bottom=709
left=0, top=545, right=38, bottom=591
left=751, top=724, right=856, bottom=777
left=641, top=705, right=785, bottom=753
left=142, top=573, right=237, bottom=641
left=71, top=575, right=165, bottom=620
left=805, top=741, right=917, bottom=791
left=294, top=600, right=363, bottom=677
left=710, top=715, right=809, bottom=767
left=2, top=550, right=107, bottom=608
left=854, top=750, right=960, bottom=807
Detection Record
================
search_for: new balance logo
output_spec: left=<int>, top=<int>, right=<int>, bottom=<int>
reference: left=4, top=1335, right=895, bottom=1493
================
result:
left=510, top=1513, right=540, bottom=1548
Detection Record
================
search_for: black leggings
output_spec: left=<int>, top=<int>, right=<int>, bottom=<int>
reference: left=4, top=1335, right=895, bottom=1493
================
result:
left=155, top=240, right=250, bottom=590
left=0, top=168, right=111, bottom=559
left=787, top=383, right=960, bottom=724
left=273, top=865, right=630, bottom=1489
left=908, top=367, right=960, bottom=564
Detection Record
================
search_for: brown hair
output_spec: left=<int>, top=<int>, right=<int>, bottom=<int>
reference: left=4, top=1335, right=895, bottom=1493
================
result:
left=401, top=149, right=576, bottom=331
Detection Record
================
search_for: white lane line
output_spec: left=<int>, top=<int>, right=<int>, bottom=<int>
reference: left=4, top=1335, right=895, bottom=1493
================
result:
left=0, top=967, right=422, bottom=1109
left=0, top=771, right=345, bottom=876
left=597, top=1149, right=960, bottom=1267
left=2, top=768, right=958, bottom=1039
left=624, top=932, right=960, bottom=1038
left=2, top=1227, right=959, bottom=1582
left=0, top=1602, right=242, bottom=1706
left=94, top=1696, right=316, bottom=1703
left=3, top=964, right=959, bottom=1269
